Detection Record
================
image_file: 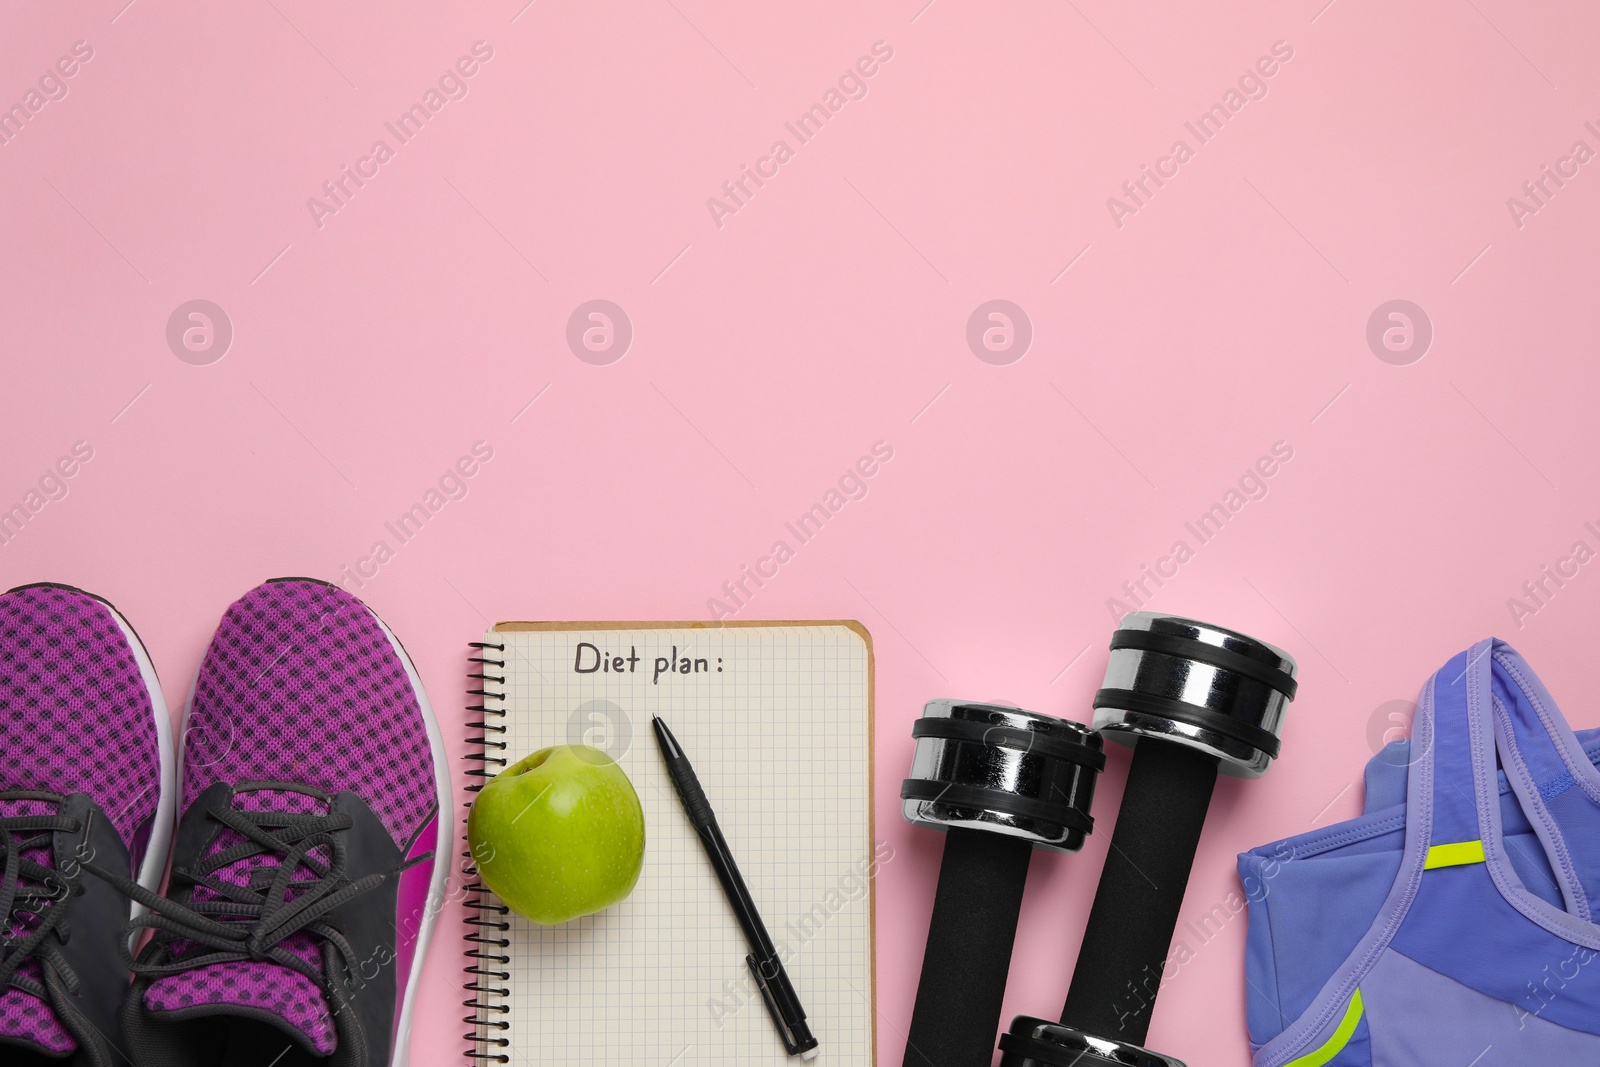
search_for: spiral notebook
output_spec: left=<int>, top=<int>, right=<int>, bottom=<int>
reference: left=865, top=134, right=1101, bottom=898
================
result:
left=463, top=621, right=878, bottom=1064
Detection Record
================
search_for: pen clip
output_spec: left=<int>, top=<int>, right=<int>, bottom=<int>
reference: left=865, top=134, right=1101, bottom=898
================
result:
left=747, top=953, right=803, bottom=1055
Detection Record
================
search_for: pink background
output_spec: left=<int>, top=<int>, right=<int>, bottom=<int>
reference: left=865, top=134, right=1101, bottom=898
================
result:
left=5, top=1, right=1600, bottom=1063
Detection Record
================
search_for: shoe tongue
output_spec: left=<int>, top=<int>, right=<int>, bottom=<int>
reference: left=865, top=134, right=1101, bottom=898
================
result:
left=0, top=795, right=61, bottom=936
left=0, top=984, right=77, bottom=1057
left=142, top=787, right=338, bottom=1056
left=143, top=960, right=337, bottom=1055
left=0, top=796, right=76, bottom=1056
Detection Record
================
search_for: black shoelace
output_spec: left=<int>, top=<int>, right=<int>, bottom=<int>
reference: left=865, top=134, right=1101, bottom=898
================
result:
left=87, top=780, right=428, bottom=1051
left=0, top=790, right=86, bottom=1004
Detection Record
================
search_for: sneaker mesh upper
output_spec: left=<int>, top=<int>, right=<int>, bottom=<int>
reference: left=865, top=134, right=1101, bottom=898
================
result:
left=181, top=580, right=436, bottom=847
left=146, top=580, right=439, bottom=1055
left=0, top=585, right=164, bottom=1055
left=0, top=585, right=162, bottom=844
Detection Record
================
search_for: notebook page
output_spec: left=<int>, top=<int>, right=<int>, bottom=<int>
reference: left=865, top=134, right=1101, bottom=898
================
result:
left=484, top=623, right=876, bottom=1064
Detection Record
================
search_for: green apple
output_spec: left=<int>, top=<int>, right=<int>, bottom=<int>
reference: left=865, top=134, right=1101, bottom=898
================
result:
left=468, top=745, right=646, bottom=925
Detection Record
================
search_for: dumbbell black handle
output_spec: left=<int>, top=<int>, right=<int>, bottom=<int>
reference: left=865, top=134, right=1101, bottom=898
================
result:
left=1059, top=738, right=1218, bottom=1047
left=904, top=826, right=1034, bottom=1067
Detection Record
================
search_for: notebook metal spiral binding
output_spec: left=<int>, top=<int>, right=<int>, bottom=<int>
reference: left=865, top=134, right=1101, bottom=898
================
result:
left=463, top=641, right=512, bottom=1064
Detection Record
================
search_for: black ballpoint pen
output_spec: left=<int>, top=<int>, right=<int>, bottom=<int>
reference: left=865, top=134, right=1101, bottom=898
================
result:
left=652, top=716, right=820, bottom=1059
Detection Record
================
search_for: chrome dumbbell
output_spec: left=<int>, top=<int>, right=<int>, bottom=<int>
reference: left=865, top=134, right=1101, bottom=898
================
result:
left=998, top=613, right=1299, bottom=1067
left=900, top=700, right=1103, bottom=1067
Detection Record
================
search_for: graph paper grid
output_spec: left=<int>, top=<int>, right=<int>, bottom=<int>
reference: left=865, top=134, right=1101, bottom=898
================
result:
left=476, top=621, right=876, bottom=1065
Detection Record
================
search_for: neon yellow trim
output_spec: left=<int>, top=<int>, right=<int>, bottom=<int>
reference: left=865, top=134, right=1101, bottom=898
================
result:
left=1285, top=989, right=1364, bottom=1067
left=1424, top=840, right=1486, bottom=870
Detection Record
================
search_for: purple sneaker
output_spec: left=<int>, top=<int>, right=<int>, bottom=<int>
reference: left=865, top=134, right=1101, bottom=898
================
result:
left=120, top=579, right=449, bottom=1067
left=0, top=583, right=175, bottom=1066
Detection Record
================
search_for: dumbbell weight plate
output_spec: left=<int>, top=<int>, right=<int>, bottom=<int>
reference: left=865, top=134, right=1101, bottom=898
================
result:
left=1092, top=612, right=1297, bottom=777
left=902, top=700, right=1103, bottom=851
left=999, top=1017, right=1186, bottom=1067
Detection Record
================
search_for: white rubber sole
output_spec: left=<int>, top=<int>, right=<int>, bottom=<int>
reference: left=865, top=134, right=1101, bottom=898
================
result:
left=93, top=593, right=177, bottom=951
left=370, top=608, right=453, bottom=1067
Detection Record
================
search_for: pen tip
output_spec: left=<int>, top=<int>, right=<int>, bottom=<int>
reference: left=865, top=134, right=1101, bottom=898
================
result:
left=651, top=716, right=682, bottom=759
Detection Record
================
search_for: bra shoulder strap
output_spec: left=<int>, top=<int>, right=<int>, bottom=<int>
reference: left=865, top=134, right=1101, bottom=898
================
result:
left=1488, top=643, right=1600, bottom=804
left=1488, top=642, right=1600, bottom=916
left=1412, top=640, right=1493, bottom=852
